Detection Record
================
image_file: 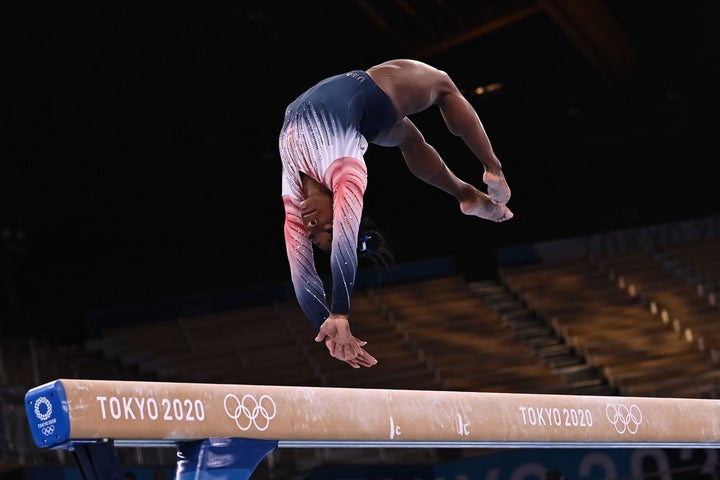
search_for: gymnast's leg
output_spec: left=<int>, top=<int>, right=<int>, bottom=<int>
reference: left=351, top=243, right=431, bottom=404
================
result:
left=433, top=72, right=511, bottom=206
left=395, top=124, right=513, bottom=222
left=367, top=59, right=512, bottom=206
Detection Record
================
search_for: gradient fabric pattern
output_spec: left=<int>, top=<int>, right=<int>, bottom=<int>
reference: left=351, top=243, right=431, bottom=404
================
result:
left=280, top=102, right=368, bottom=329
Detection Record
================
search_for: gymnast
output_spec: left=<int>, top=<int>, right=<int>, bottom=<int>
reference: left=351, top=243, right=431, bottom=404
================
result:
left=280, top=59, right=513, bottom=368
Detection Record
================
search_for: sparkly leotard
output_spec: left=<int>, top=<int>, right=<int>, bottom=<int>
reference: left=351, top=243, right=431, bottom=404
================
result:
left=279, top=70, right=396, bottom=329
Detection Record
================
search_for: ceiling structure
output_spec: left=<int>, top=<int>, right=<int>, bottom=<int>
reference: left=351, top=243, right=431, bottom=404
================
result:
left=350, top=0, right=636, bottom=81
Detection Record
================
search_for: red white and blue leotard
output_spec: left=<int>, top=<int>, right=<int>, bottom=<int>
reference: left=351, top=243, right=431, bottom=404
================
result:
left=279, top=70, right=396, bottom=329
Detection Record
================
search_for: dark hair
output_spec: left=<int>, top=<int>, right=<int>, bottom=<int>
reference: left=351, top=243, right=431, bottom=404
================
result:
left=356, top=217, right=395, bottom=271
left=311, top=217, right=395, bottom=280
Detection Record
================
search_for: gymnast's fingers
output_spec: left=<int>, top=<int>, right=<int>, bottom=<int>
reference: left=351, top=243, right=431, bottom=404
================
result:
left=357, top=348, right=378, bottom=367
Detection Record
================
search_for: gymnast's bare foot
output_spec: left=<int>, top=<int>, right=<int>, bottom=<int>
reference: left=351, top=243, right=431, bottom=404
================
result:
left=483, top=170, right=511, bottom=205
left=460, top=189, right=513, bottom=222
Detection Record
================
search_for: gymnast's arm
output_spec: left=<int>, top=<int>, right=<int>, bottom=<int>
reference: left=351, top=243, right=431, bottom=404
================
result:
left=282, top=195, right=331, bottom=330
left=323, top=157, right=367, bottom=320
left=318, top=157, right=379, bottom=368
left=283, top=192, right=377, bottom=368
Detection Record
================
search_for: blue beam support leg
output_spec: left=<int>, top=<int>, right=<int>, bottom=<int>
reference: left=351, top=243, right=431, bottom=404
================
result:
left=176, top=437, right=279, bottom=480
left=71, top=441, right=126, bottom=480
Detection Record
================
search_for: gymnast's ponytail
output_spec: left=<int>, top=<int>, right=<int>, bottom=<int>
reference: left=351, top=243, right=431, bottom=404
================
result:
left=357, top=216, right=395, bottom=272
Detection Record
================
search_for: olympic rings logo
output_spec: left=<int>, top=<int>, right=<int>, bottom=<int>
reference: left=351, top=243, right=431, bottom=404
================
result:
left=34, top=396, right=53, bottom=421
left=224, top=393, right=277, bottom=432
left=606, top=403, right=642, bottom=434
left=41, top=425, right=55, bottom=436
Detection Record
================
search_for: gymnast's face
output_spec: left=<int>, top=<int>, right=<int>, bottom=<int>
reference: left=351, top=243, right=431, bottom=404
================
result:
left=300, top=194, right=333, bottom=252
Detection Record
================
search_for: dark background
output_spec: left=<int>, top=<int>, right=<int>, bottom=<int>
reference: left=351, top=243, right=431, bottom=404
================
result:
left=4, top=0, right=719, bottom=341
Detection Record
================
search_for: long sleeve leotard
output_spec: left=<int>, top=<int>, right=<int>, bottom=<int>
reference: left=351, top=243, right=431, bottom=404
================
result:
left=279, top=70, right=396, bottom=329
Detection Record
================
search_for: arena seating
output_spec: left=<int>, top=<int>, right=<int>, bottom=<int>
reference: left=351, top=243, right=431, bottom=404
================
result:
left=5, top=224, right=720, bottom=476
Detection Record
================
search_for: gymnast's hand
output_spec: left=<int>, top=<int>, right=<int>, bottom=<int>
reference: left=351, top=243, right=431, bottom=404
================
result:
left=315, top=314, right=378, bottom=368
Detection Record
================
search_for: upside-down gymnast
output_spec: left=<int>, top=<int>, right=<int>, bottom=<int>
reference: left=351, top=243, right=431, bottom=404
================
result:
left=280, top=59, right=513, bottom=368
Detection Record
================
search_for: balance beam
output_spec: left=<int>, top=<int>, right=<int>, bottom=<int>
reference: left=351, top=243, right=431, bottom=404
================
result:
left=25, top=378, right=720, bottom=449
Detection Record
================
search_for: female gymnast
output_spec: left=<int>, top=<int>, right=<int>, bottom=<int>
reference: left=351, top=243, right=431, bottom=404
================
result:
left=279, top=59, right=513, bottom=368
